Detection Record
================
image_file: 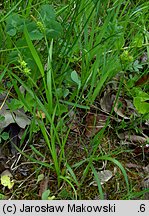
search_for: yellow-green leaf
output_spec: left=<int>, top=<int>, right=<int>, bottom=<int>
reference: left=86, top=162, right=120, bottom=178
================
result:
left=1, top=170, right=14, bottom=189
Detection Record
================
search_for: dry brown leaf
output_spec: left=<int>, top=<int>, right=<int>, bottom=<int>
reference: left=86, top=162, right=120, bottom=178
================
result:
left=125, top=163, right=143, bottom=169
left=0, top=106, right=31, bottom=129
left=141, top=174, right=149, bottom=200
left=135, top=74, right=149, bottom=86
left=100, top=87, right=137, bottom=120
left=36, top=110, right=46, bottom=119
left=67, top=110, right=80, bottom=132
left=143, top=165, right=149, bottom=174
left=85, top=113, right=108, bottom=137
left=134, top=146, right=149, bottom=154
left=118, top=132, right=148, bottom=144
left=92, top=170, right=113, bottom=186
left=125, top=134, right=147, bottom=144
left=140, top=52, right=148, bottom=63
left=100, top=91, right=115, bottom=113
left=114, top=98, right=130, bottom=119
left=38, top=176, right=49, bottom=197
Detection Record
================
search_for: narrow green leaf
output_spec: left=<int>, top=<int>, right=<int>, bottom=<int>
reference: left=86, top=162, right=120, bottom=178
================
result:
left=91, top=164, right=104, bottom=200
left=24, top=26, right=44, bottom=77
left=98, top=156, right=130, bottom=195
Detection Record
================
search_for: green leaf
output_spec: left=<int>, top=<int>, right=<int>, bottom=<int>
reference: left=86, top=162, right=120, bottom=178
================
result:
left=8, top=99, right=23, bottom=111
left=56, top=104, right=68, bottom=116
left=37, top=174, right=44, bottom=183
left=39, top=5, right=56, bottom=22
left=42, top=189, right=50, bottom=200
left=71, top=71, right=81, bottom=88
left=0, top=193, right=5, bottom=200
left=134, top=97, right=149, bottom=114
left=132, top=87, right=149, bottom=114
left=115, top=35, right=124, bottom=49
left=91, top=164, right=104, bottom=199
left=55, top=88, right=69, bottom=98
left=48, top=196, right=55, bottom=200
left=1, top=170, right=14, bottom=189
left=26, top=22, right=43, bottom=40
left=0, top=115, right=5, bottom=122
left=24, top=26, right=44, bottom=77
left=1, top=132, right=9, bottom=141
left=38, top=4, right=63, bottom=39
left=133, top=60, right=143, bottom=72
left=45, top=20, right=63, bottom=39
left=133, top=33, right=144, bottom=47
left=24, top=92, right=36, bottom=111
left=6, top=28, right=16, bottom=36
left=6, top=13, right=24, bottom=36
left=8, top=50, right=19, bottom=64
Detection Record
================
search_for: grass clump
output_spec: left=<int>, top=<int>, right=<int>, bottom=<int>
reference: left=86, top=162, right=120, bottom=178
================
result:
left=0, top=0, right=149, bottom=200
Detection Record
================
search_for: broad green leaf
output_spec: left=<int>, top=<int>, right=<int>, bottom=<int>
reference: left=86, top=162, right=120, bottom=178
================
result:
left=8, top=99, right=23, bottom=111
left=26, top=22, right=43, bottom=40
left=6, top=13, right=24, bottom=36
left=45, top=20, right=63, bottom=39
left=6, top=28, right=16, bottom=36
left=1, top=170, right=14, bottom=189
left=132, top=87, right=149, bottom=100
left=38, top=4, right=63, bottom=39
left=134, top=97, right=149, bottom=114
left=39, top=5, right=56, bottom=21
left=71, top=71, right=81, bottom=88
left=42, top=189, right=50, bottom=200
left=132, top=87, right=149, bottom=114
left=1, top=132, right=9, bottom=141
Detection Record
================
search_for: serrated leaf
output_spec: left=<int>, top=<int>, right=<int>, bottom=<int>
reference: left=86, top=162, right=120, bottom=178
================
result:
left=133, top=60, right=143, bottom=72
left=132, top=87, right=149, bottom=100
